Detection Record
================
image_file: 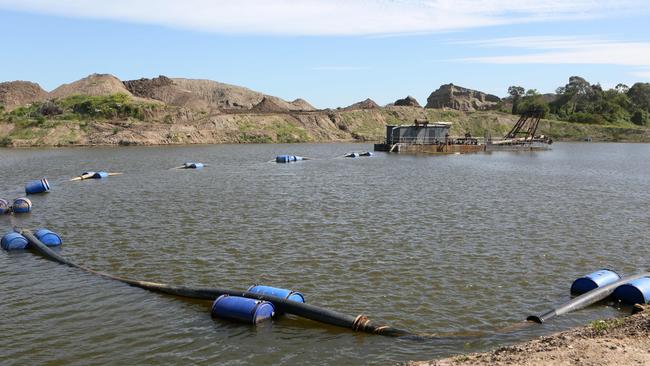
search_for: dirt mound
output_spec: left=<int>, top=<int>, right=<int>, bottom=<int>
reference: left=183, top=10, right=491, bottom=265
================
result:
left=290, top=98, right=316, bottom=111
left=426, top=83, right=500, bottom=111
left=50, top=74, right=132, bottom=99
left=394, top=95, right=421, bottom=107
left=0, top=81, right=48, bottom=111
left=123, top=76, right=211, bottom=110
left=344, top=98, right=380, bottom=110
left=251, top=96, right=290, bottom=113
left=171, top=78, right=313, bottom=111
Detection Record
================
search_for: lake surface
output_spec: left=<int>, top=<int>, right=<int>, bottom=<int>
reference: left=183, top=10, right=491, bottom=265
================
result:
left=1, top=142, right=649, bottom=365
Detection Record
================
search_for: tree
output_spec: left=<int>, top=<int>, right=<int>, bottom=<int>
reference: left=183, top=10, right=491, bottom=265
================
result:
left=518, top=89, right=550, bottom=117
left=627, top=83, right=650, bottom=111
left=615, top=83, right=629, bottom=94
left=508, top=85, right=525, bottom=114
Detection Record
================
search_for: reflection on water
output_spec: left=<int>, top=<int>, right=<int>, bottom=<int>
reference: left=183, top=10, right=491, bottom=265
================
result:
left=1, top=142, right=649, bottom=365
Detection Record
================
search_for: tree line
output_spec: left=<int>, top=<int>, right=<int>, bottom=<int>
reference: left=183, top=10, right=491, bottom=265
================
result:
left=507, top=77, right=650, bottom=126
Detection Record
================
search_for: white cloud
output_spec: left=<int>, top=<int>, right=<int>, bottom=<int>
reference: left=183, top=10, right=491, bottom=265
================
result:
left=458, top=36, right=650, bottom=67
left=630, top=69, right=650, bottom=79
left=0, top=0, right=645, bottom=36
left=310, top=66, right=369, bottom=71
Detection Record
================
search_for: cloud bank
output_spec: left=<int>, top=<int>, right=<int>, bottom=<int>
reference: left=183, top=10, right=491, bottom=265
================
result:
left=0, top=0, right=645, bottom=36
left=458, top=36, right=650, bottom=68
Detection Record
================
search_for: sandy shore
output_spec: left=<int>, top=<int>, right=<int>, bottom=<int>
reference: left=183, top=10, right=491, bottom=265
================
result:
left=408, top=305, right=650, bottom=366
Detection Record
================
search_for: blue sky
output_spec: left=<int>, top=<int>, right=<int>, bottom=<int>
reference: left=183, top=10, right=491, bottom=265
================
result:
left=0, top=0, right=649, bottom=108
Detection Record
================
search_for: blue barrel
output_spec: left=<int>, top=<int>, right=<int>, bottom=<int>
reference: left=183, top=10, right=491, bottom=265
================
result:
left=0, top=199, right=10, bottom=214
left=345, top=152, right=360, bottom=158
left=1, top=232, right=29, bottom=250
left=34, top=228, right=62, bottom=247
left=211, top=295, right=275, bottom=324
left=25, top=178, right=50, bottom=194
left=613, top=277, right=650, bottom=305
left=276, top=155, right=304, bottom=163
left=570, top=269, right=621, bottom=295
left=360, top=151, right=374, bottom=157
left=12, top=197, right=32, bottom=214
left=184, top=162, right=204, bottom=169
left=248, top=285, right=305, bottom=303
left=82, top=171, right=108, bottom=179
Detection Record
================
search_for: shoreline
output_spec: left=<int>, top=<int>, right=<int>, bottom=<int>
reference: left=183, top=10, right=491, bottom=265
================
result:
left=408, top=306, right=650, bottom=366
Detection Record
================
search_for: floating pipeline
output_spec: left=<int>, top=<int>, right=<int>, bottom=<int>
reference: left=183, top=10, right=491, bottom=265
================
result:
left=527, top=270, right=650, bottom=323
left=71, top=171, right=122, bottom=181
left=183, top=162, right=204, bottom=169
left=25, top=178, right=50, bottom=195
left=19, top=229, right=412, bottom=337
left=276, top=155, right=305, bottom=163
left=344, top=152, right=374, bottom=158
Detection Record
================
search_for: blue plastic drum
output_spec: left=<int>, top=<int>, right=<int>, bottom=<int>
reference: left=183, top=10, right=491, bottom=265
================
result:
left=345, top=152, right=360, bottom=158
left=570, top=269, right=621, bottom=295
left=25, top=178, right=51, bottom=194
left=34, top=228, right=62, bottom=247
left=211, top=295, right=275, bottom=324
left=0, top=199, right=10, bottom=214
left=613, top=277, right=650, bottom=305
left=247, top=285, right=305, bottom=303
left=276, top=155, right=303, bottom=163
left=12, top=197, right=32, bottom=214
left=184, top=162, right=204, bottom=169
left=1, top=232, right=29, bottom=250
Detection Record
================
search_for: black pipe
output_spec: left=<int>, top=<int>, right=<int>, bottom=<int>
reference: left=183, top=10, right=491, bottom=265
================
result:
left=20, top=229, right=411, bottom=337
left=526, top=271, right=650, bottom=323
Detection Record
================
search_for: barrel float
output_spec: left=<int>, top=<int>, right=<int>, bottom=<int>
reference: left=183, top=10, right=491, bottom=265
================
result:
left=571, top=269, right=621, bottom=295
left=248, top=285, right=305, bottom=303
left=25, top=178, right=50, bottom=194
left=12, top=197, right=32, bottom=214
left=613, top=277, right=650, bottom=305
left=34, top=228, right=62, bottom=247
left=276, top=155, right=304, bottom=163
left=1, top=232, right=29, bottom=250
left=345, top=152, right=360, bottom=158
left=183, top=162, right=204, bottom=169
left=211, top=295, right=275, bottom=324
left=0, top=199, right=10, bottom=214
left=82, top=171, right=109, bottom=179
left=360, top=151, right=374, bottom=157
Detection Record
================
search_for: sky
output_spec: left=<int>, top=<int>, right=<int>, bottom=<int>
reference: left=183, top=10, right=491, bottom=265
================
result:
left=0, top=0, right=649, bottom=108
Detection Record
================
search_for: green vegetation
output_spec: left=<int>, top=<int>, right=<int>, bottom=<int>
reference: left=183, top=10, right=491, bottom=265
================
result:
left=0, top=93, right=160, bottom=146
left=590, top=318, right=625, bottom=332
left=508, top=77, right=650, bottom=126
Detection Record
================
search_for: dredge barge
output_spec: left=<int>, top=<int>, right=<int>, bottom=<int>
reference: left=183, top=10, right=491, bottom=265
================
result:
left=374, top=111, right=552, bottom=154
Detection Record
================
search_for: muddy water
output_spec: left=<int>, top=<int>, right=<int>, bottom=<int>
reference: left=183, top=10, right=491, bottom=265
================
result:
left=1, top=143, right=649, bottom=365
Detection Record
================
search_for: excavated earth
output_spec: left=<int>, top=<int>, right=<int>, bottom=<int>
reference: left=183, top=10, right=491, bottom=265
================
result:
left=408, top=307, right=650, bottom=366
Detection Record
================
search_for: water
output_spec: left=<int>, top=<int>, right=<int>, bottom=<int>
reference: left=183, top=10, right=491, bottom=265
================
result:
left=1, top=143, right=649, bottom=365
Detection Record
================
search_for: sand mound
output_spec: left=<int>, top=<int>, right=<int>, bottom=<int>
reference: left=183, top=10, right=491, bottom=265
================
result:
left=124, top=76, right=211, bottom=110
left=290, top=98, right=316, bottom=111
left=394, top=95, right=421, bottom=107
left=0, top=81, right=48, bottom=111
left=50, top=73, right=132, bottom=99
left=251, top=96, right=290, bottom=113
left=344, top=98, right=380, bottom=110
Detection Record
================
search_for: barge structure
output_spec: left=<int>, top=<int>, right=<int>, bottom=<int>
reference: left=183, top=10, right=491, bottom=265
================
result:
left=374, top=111, right=552, bottom=154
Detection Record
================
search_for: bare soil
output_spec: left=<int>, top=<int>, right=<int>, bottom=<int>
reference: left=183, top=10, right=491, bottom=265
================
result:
left=408, top=306, right=650, bottom=366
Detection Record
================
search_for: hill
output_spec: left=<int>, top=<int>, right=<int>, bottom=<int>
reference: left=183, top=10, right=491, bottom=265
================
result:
left=50, top=73, right=132, bottom=99
left=0, top=81, right=48, bottom=111
left=426, top=83, right=500, bottom=111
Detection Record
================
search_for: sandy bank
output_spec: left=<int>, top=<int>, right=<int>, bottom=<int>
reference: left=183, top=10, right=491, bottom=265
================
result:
left=408, top=306, right=650, bottom=366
